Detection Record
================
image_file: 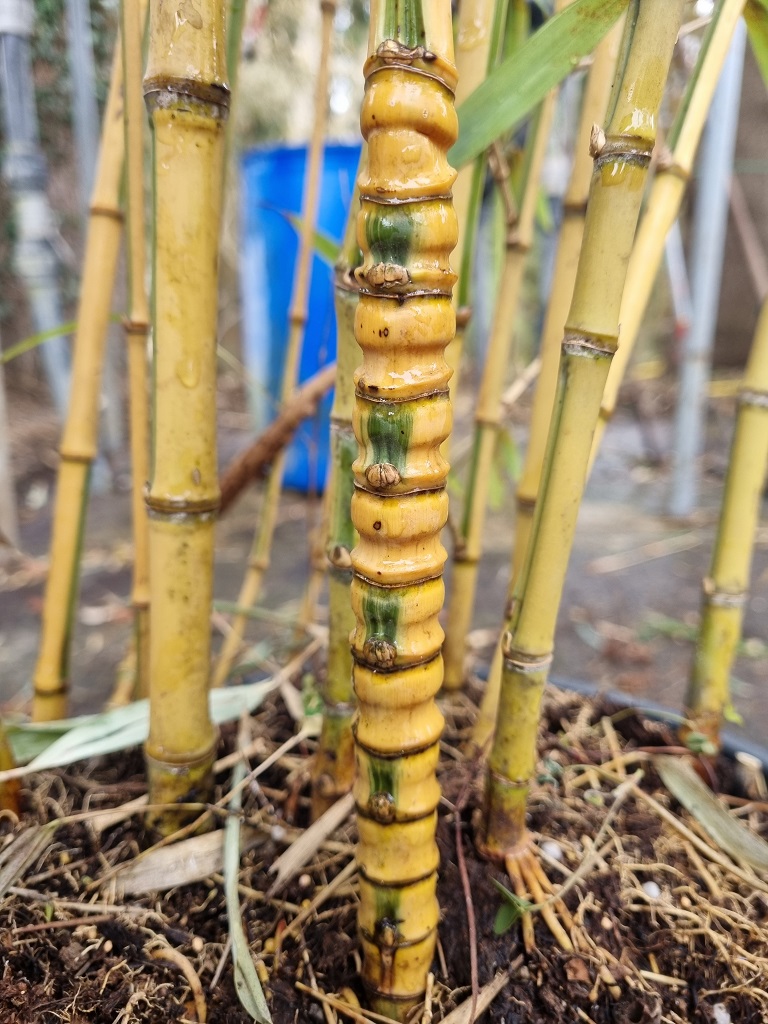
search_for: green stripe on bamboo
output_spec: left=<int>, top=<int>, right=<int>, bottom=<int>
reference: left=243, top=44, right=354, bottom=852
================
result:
left=589, top=0, right=746, bottom=466
left=480, top=0, right=685, bottom=859
left=685, top=297, right=768, bottom=748
left=143, top=0, right=229, bottom=834
left=352, top=0, right=456, bottom=1014
left=31, top=45, right=126, bottom=722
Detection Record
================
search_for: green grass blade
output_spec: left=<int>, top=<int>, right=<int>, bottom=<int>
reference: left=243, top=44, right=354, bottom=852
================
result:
left=451, top=0, right=629, bottom=168
left=225, top=726, right=272, bottom=1022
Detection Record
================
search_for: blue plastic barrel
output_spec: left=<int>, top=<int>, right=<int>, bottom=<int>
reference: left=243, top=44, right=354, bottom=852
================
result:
left=239, top=142, right=361, bottom=492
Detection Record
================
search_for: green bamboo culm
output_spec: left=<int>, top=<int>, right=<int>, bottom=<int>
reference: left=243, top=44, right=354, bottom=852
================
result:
left=143, top=0, right=229, bottom=833
left=442, top=92, right=556, bottom=692
left=350, top=0, right=457, bottom=1014
left=310, top=177, right=362, bottom=820
left=685, top=297, right=768, bottom=749
left=481, top=0, right=685, bottom=869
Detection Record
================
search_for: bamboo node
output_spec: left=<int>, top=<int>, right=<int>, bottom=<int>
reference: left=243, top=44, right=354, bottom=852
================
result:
left=365, top=462, right=402, bottom=489
left=328, top=543, right=353, bottom=569
left=701, top=577, right=747, bottom=609
left=364, top=263, right=411, bottom=289
left=375, top=39, right=437, bottom=66
left=589, top=124, right=606, bottom=158
left=562, top=333, right=616, bottom=359
left=363, top=637, right=398, bottom=668
left=739, top=388, right=768, bottom=410
left=368, top=791, right=397, bottom=823
left=500, top=632, right=552, bottom=675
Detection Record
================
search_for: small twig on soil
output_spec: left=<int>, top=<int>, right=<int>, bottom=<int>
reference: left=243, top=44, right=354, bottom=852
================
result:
left=638, top=970, right=687, bottom=988
left=439, top=965, right=517, bottom=1024
left=148, top=941, right=208, bottom=1022
left=208, top=934, right=232, bottom=992
left=268, top=791, right=355, bottom=895
left=420, top=972, right=434, bottom=1024
left=453, top=766, right=480, bottom=1024
left=13, top=912, right=116, bottom=934
left=295, top=981, right=400, bottom=1024
left=280, top=856, right=357, bottom=942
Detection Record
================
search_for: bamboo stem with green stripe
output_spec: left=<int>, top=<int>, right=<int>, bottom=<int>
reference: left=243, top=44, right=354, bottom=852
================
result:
left=685, top=297, right=768, bottom=748
left=351, top=0, right=457, bottom=1013
left=481, top=0, right=685, bottom=860
left=143, top=0, right=228, bottom=832
left=310, top=187, right=362, bottom=819
left=442, top=93, right=555, bottom=692
left=31, top=45, right=126, bottom=722
left=115, top=0, right=152, bottom=703
left=468, top=18, right=622, bottom=751
left=589, top=0, right=746, bottom=468
left=212, top=0, right=337, bottom=689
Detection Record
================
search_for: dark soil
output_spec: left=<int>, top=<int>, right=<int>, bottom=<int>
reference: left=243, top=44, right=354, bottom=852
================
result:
left=1, top=686, right=767, bottom=1024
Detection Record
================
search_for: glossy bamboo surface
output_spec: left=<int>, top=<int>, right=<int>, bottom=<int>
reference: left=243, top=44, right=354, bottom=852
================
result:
left=351, top=0, right=457, bottom=1013
left=32, top=47, right=125, bottom=722
left=143, top=0, right=228, bottom=831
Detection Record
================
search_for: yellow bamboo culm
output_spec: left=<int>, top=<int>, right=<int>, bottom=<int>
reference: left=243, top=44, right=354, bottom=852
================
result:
left=442, top=0, right=495, bottom=394
left=31, top=47, right=126, bottom=722
left=469, top=18, right=622, bottom=751
left=143, top=0, right=228, bottom=832
left=310, top=196, right=361, bottom=820
left=441, top=94, right=555, bottom=692
left=589, top=0, right=746, bottom=468
left=111, top=0, right=152, bottom=705
left=351, top=0, right=457, bottom=1014
left=481, top=0, right=685, bottom=860
left=685, top=297, right=768, bottom=748
left=212, top=0, right=337, bottom=689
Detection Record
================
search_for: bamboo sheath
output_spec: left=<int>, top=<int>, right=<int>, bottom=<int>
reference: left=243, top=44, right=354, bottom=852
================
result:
left=143, top=0, right=228, bottom=831
left=31, top=47, right=126, bottom=723
left=589, top=0, right=746, bottom=467
left=441, top=96, right=555, bottom=692
left=481, top=0, right=685, bottom=858
left=469, top=21, right=622, bottom=751
left=351, top=0, right=457, bottom=1013
left=212, top=0, right=337, bottom=689
left=685, top=297, right=768, bottom=746
left=310, top=196, right=362, bottom=820
left=117, top=0, right=151, bottom=703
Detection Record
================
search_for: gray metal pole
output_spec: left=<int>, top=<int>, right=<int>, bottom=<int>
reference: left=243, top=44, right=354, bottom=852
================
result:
left=0, top=0, right=70, bottom=419
left=64, top=0, right=99, bottom=211
left=669, top=20, right=746, bottom=517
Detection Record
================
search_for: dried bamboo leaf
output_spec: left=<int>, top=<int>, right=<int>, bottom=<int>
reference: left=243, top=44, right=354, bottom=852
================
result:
left=225, top=729, right=271, bottom=1023
left=268, top=791, right=354, bottom=894
left=656, top=755, right=768, bottom=873
left=117, top=825, right=262, bottom=895
left=0, top=824, right=57, bottom=899
left=439, top=969, right=512, bottom=1024
left=0, top=677, right=279, bottom=780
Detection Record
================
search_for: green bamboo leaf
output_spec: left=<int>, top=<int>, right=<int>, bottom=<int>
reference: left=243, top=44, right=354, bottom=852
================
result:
left=656, top=755, right=768, bottom=873
left=0, top=314, right=122, bottom=364
left=746, top=0, right=768, bottom=90
left=491, top=877, right=534, bottom=934
left=452, top=0, right=629, bottom=168
left=0, top=676, right=279, bottom=778
left=267, top=205, right=341, bottom=266
left=225, top=730, right=272, bottom=1022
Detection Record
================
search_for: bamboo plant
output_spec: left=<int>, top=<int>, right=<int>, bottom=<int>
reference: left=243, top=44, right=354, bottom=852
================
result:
left=142, top=0, right=228, bottom=831
left=589, top=0, right=746, bottom=466
left=212, top=0, right=337, bottom=689
left=442, top=93, right=556, bottom=691
left=32, top=45, right=126, bottom=723
left=481, top=0, right=684, bottom=923
left=310, top=190, right=361, bottom=819
left=350, top=0, right=457, bottom=1013
left=469, top=18, right=622, bottom=751
left=685, top=296, right=768, bottom=748
left=112, top=0, right=151, bottom=704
